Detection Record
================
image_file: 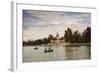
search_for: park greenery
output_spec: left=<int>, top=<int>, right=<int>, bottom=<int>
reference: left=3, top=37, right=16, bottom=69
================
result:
left=23, top=27, right=91, bottom=46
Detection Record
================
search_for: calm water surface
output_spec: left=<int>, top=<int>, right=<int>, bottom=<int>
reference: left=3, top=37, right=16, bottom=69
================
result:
left=23, top=45, right=91, bottom=62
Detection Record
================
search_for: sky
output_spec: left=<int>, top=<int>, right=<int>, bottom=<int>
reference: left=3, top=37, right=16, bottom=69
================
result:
left=23, top=10, right=91, bottom=41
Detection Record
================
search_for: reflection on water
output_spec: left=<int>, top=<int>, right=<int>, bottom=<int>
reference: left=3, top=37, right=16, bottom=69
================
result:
left=23, top=45, right=91, bottom=63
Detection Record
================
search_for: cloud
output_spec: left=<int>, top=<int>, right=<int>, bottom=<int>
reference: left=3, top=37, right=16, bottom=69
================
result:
left=23, top=10, right=91, bottom=41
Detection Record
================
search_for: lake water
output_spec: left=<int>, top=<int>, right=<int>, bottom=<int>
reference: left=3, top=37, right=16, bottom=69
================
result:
left=22, top=45, right=91, bottom=63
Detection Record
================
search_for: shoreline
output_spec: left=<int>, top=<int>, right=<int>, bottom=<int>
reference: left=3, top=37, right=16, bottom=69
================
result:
left=23, top=43, right=91, bottom=47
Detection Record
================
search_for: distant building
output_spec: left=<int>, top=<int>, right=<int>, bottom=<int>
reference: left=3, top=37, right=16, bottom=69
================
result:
left=50, top=33, right=65, bottom=46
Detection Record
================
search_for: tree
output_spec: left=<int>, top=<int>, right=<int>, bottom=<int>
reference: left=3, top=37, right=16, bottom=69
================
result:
left=42, top=38, right=49, bottom=44
left=48, top=34, right=55, bottom=43
left=82, top=27, right=91, bottom=43
left=73, top=31, right=81, bottom=43
left=64, top=28, right=73, bottom=43
left=86, top=27, right=91, bottom=42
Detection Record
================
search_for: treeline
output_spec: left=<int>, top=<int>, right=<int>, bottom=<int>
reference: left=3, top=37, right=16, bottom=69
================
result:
left=23, top=27, right=91, bottom=46
left=23, top=38, right=49, bottom=46
left=64, top=27, right=91, bottom=43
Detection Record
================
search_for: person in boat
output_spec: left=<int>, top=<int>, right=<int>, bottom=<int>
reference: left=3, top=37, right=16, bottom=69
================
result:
left=44, top=47, right=53, bottom=53
left=49, top=47, right=51, bottom=50
left=49, top=48, right=53, bottom=52
left=33, top=46, right=38, bottom=50
left=44, top=48, right=47, bottom=53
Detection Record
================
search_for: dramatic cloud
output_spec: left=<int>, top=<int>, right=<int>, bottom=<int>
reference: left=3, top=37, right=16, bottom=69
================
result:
left=23, top=10, right=91, bottom=41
